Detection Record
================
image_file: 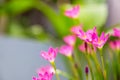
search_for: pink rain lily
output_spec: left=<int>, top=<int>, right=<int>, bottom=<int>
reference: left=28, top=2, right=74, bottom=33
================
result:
left=64, top=5, right=80, bottom=18
left=78, top=43, right=86, bottom=53
left=41, top=47, right=58, bottom=62
left=92, top=32, right=109, bottom=48
left=113, top=28, right=120, bottom=38
left=109, top=40, right=120, bottom=51
left=77, top=27, right=96, bottom=43
left=59, top=45, right=73, bottom=57
left=70, top=25, right=82, bottom=35
left=32, top=65, right=55, bottom=80
left=86, top=27, right=97, bottom=42
left=63, top=35, right=76, bottom=46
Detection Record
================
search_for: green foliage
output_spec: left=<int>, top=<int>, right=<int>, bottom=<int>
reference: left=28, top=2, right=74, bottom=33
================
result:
left=79, top=4, right=107, bottom=31
left=4, top=0, right=34, bottom=15
left=71, top=0, right=106, bottom=4
left=8, top=21, right=26, bottom=37
left=1, top=0, right=108, bottom=39
left=35, top=1, right=70, bottom=38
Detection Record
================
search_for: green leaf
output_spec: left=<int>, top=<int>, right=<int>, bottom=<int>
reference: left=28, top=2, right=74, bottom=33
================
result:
left=35, top=1, right=69, bottom=38
left=71, top=0, right=106, bottom=4
left=4, top=0, right=34, bottom=15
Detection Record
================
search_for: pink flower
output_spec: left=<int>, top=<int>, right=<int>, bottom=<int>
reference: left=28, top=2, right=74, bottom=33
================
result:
left=41, top=47, right=58, bottom=62
left=78, top=42, right=96, bottom=54
left=109, top=40, right=120, bottom=51
left=77, top=29, right=87, bottom=41
left=113, top=28, right=120, bottom=37
left=86, top=27, right=97, bottom=42
left=78, top=43, right=86, bottom=53
left=32, top=65, right=55, bottom=80
left=63, top=35, right=76, bottom=46
left=77, top=27, right=96, bottom=43
left=92, top=32, right=109, bottom=48
left=70, top=25, right=82, bottom=35
left=64, top=5, right=80, bottom=18
left=59, top=45, right=73, bottom=57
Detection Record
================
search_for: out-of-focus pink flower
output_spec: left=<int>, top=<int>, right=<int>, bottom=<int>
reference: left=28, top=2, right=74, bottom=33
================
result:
left=32, top=65, right=55, bottom=80
left=78, top=43, right=96, bottom=54
left=77, top=29, right=87, bottom=41
left=41, top=47, right=58, bottom=62
left=63, top=35, right=76, bottom=46
left=64, top=5, right=80, bottom=18
left=92, top=32, right=109, bottom=48
left=77, top=27, right=96, bottom=43
left=113, top=28, right=120, bottom=37
left=109, top=40, right=120, bottom=51
left=78, top=43, right=86, bottom=53
left=32, top=77, right=37, bottom=80
left=59, top=45, right=73, bottom=57
left=70, top=25, right=82, bottom=34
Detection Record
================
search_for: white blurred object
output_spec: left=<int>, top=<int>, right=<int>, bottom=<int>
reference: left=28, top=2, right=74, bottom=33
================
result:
left=107, top=0, right=120, bottom=26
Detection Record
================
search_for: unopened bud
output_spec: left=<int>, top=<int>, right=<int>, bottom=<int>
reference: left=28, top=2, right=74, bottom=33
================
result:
left=85, top=65, right=89, bottom=75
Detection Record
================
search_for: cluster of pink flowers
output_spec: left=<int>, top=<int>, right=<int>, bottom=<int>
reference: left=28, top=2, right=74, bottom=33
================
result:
left=33, top=47, right=57, bottom=80
left=33, top=4, right=120, bottom=80
left=59, top=35, right=76, bottom=57
left=71, top=26, right=109, bottom=49
left=33, top=65, right=55, bottom=80
left=109, top=28, right=120, bottom=51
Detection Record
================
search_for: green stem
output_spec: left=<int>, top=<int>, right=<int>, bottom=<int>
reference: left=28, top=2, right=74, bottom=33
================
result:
left=74, top=48, right=83, bottom=80
left=35, top=0, right=68, bottom=37
left=92, top=53, right=104, bottom=80
left=51, top=62, right=60, bottom=80
left=86, top=74, right=88, bottom=80
left=68, top=56, right=80, bottom=80
left=84, top=54, right=94, bottom=80
left=99, top=49, right=106, bottom=80
left=56, top=69, right=74, bottom=80
left=73, top=18, right=80, bottom=25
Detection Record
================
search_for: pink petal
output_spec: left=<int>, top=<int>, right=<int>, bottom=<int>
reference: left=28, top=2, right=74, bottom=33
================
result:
left=63, top=35, right=76, bottom=46
left=59, top=45, right=73, bottom=57
left=70, top=25, right=82, bottom=34
left=40, top=47, right=57, bottom=62
left=100, top=32, right=105, bottom=40
left=64, top=5, right=80, bottom=18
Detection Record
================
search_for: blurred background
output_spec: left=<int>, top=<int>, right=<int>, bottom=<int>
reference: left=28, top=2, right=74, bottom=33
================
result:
left=0, top=0, right=120, bottom=80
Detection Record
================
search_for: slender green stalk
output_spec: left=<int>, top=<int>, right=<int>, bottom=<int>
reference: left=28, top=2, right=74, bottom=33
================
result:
left=86, top=74, right=88, bottom=80
left=51, top=62, right=60, bottom=80
left=89, top=44, right=103, bottom=80
left=73, top=55, right=83, bottom=80
left=74, top=49, right=83, bottom=80
left=99, top=49, right=106, bottom=80
left=84, top=54, right=94, bottom=80
left=68, top=56, right=80, bottom=80
left=118, top=50, right=120, bottom=63
left=72, top=17, right=80, bottom=26
left=91, top=53, right=104, bottom=80
left=56, top=69, right=75, bottom=80
left=113, top=60, right=117, bottom=80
